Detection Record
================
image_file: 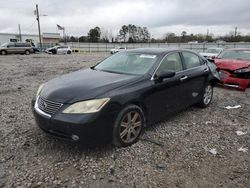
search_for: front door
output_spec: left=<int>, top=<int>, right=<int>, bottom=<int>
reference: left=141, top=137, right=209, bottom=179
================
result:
left=148, top=52, right=190, bottom=123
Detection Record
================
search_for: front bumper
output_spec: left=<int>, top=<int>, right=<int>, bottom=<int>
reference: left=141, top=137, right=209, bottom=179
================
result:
left=32, top=98, right=118, bottom=142
left=218, top=70, right=250, bottom=91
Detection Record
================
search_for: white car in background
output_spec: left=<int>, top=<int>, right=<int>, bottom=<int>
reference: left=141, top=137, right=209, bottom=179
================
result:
left=110, top=47, right=126, bottom=54
left=200, top=47, right=223, bottom=59
left=57, top=46, right=72, bottom=54
left=45, top=45, right=72, bottom=54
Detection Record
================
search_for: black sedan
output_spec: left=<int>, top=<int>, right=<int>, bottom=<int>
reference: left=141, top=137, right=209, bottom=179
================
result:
left=32, top=48, right=218, bottom=147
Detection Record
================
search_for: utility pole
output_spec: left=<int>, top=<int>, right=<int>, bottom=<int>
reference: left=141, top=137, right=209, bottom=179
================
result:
left=36, top=4, right=42, bottom=49
left=18, top=24, right=22, bottom=42
left=234, top=27, right=237, bottom=37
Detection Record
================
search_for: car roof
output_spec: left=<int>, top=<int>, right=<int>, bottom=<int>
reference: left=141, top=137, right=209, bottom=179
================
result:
left=125, top=48, right=183, bottom=55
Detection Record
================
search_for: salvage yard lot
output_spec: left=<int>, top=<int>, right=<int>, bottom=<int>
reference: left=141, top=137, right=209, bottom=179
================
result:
left=0, top=53, right=249, bottom=187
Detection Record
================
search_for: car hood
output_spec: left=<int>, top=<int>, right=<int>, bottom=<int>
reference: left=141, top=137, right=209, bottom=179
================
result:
left=40, top=68, right=138, bottom=103
left=214, top=59, right=250, bottom=71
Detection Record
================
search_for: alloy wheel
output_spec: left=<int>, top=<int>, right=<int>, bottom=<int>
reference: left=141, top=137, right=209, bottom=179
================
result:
left=119, top=111, right=142, bottom=143
left=203, top=85, right=212, bottom=105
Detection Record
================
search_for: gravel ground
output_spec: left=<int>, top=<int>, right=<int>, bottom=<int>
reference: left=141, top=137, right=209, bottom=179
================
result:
left=0, top=53, right=249, bottom=188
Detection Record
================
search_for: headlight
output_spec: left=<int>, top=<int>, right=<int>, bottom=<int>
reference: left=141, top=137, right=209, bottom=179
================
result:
left=63, top=98, right=110, bottom=114
left=234, top=68, right=250, bottom=73
left=36, top=84, right=44, bottom=97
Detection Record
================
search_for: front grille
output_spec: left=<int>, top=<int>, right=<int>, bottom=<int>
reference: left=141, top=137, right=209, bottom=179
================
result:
left=38, top=97, right=62, bottom=115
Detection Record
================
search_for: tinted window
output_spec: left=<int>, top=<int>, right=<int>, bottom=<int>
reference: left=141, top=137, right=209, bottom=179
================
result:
left=157, top=53, right=183, bottom=72
left=182, top=52, right=201, bottom=69
left=15, top=43, right=30, bottom=47
left=58, top=46, right=68, bottom=49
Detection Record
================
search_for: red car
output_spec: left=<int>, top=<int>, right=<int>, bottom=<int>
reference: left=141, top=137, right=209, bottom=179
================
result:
left=214, top=48, right=250, bottom=91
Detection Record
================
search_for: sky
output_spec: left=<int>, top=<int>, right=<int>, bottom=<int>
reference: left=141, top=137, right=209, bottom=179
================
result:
left=0, top=0, right=250, bottom=38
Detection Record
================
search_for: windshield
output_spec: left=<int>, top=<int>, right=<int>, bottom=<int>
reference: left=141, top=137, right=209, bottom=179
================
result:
left=95, top=52, right=158, bottom=75
left=205, top=48, right=221, bottom=54
left=1, top=43, right=8, bottom=47
left=218, top=50, right=250, bottom=60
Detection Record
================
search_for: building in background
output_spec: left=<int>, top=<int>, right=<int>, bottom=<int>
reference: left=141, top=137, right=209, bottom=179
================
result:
left=0, top=32, right=60, bottom=46
left=42, top=33, right=60, bottom=44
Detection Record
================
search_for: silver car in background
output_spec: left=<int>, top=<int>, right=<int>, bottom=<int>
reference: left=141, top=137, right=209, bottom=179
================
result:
left=199, top=47, right=223, bottom=59
left=0, top=42, right=33, bottom=55
left=110, top=47, right=126, bottom=54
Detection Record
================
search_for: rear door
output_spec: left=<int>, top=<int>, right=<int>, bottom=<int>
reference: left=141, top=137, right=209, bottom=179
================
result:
left=14, top=43, right=25, bottom=53
left=180, top=51, right=209, bottom=105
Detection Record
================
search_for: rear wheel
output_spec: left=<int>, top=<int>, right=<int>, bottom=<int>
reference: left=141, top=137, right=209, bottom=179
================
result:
left=1, top=50, right=7, bottom=55
left=198, top=83, right=213, bottom=108
left=67, top=50, right=71, bottom=54
left=112, top=105, right=145, bottom=147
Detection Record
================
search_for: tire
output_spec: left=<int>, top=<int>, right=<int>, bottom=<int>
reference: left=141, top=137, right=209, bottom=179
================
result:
left=198, top=83, right=213, bottom=108
left=67, top=50, right=71, bottom=54
left=51, top=49, right=57, bottom=54
left=25, top=50, right=30, bottom=55
left=1, top=50, right=7, bottom=55
left=112, top=105, right=145, bottom=147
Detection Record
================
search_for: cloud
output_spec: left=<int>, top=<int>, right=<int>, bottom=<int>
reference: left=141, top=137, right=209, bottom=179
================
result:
left=0, top=0, right=249, bottom=37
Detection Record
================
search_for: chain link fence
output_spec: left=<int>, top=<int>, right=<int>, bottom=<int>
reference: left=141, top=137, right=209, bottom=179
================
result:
left=63, top=42, right=250, bottom=53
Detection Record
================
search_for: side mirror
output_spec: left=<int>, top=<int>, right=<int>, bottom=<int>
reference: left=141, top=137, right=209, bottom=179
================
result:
left=207, top=57, right=215, bottom=62
left=155, top=70, right=175, bottom=81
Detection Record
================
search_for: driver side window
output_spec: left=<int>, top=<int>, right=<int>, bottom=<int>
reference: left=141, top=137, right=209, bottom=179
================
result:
left=157, top=53, right=183, bottom=73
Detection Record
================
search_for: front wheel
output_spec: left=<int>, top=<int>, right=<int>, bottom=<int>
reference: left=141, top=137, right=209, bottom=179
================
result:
left=25, top=50, right=30, bottom=55
left=112, top=105, right=145, bottom=147
left=198, top=83, right=213, bottom=108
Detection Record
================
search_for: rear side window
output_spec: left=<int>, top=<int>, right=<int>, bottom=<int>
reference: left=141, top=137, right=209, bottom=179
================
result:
left=15, top=43, right=30, bottom=47
left=157, top=52, right=183, bottom=72
left=182, top=52, right=201, bottom=69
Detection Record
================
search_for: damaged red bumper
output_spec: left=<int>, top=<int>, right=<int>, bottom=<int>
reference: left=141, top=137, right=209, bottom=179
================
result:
left=218, top=70, right=250, bottom=91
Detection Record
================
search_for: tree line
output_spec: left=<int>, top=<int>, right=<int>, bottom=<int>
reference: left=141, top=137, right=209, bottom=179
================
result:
left=63, top=26, right=250, bottom=43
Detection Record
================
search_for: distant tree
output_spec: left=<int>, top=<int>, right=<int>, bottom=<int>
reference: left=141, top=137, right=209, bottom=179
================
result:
left=181, top=31, right=187, bottom=37
left=141, top=27, right=150, bottom=42
left=128, top=24, right=137, bottom=42
left=69, top=36, right=78, bottom=42
left=79, top=36, right=88, bottom=42
left=88, top=27, right=101, bottom=42
left=118, top=24, right=150, bottom=43
left=165, top=32, right=177, bottom=43
left=119, top=25, right=129, bottom=42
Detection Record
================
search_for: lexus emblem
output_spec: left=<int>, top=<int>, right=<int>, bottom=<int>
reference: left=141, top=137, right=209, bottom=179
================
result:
left=42, top=102, right=48, bottom=109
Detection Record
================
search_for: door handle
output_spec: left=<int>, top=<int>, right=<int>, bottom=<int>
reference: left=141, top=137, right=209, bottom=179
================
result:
left=180, top=75, right=188, bottom=81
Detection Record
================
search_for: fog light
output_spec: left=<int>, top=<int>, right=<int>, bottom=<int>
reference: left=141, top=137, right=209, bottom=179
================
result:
left=72, top=135, right=79, bottom=141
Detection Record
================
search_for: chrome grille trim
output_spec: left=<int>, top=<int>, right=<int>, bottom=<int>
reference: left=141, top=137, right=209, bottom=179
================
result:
left=37, top=96, right=63, bottom=115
